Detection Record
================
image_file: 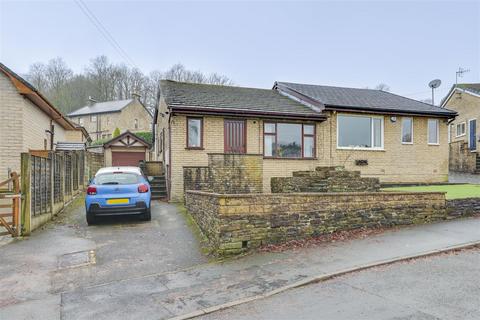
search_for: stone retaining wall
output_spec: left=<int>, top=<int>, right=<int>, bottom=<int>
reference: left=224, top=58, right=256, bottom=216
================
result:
left=183, top=153, right=263, bottom=194
left=449, top=141, right=476, bottom=173
left=271, top=166, right=380, bottom=193
left=185, top=191, right=449, bottom=255
left=447, top=198, right=480, bottom=217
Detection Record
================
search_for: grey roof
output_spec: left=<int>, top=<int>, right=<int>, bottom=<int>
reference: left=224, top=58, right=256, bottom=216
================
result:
left=276, top=82, right=457, bottom=117
left=440, top=83, right=480, bottom=107
left=160, top=80, right=324, bottom=118
left=56, top=142, right=86, bottom=151
left=456, top=83, right=480, bottom=95
left=67, top=99, right=134, bottom=117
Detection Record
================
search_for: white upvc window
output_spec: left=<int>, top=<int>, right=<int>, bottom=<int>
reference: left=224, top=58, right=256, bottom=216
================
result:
left=428, top=119, right=440, bottom=145
left=456, top=122, right=466, bottom=137
left=401, top=117, right=413, bottom=144
left=337, top=114, right=384, bottom=150
left=91, top=115, right=97, bottom=122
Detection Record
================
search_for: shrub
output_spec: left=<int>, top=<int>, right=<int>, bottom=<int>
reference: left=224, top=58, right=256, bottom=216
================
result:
left=113, top=128, right=120, bottom=137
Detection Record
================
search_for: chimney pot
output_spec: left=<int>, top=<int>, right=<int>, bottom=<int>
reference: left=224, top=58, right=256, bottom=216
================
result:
left=87, top=96, right=97, bottom=106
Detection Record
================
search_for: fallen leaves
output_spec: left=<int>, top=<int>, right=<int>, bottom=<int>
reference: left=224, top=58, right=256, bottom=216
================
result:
left=258, top=226, right=397, bottom=253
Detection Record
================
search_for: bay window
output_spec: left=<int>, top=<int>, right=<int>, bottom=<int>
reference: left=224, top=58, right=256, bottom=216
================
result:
left=263, top=122, right=315, bottom=158
left=428, top=119, right=439, bottom=145
left=187, top=117, right=203, bottom=148
left=337, top=114, right=383, bottom=149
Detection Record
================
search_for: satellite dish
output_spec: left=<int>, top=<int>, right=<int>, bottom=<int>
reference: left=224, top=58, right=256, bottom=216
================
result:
left=429, top=79, right=442, bottom=89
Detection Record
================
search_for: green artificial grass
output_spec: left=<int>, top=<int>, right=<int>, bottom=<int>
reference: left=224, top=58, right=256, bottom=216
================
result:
left=382, top=184, right=480, bottom=200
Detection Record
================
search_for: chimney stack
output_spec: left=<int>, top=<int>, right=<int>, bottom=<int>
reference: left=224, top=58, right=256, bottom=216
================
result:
left=87, top=96, right=97, bottom=106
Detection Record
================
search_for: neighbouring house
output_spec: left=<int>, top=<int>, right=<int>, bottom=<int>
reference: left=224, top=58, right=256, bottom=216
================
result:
left=441, top=83, right=480, bottom=173
left=154, top=80, right=457, bottom=202
left=0, top=63, right=90, bottom=181
left=102, top=131, right=152, bottom=167
left=67, top=95, right=153, bottom=141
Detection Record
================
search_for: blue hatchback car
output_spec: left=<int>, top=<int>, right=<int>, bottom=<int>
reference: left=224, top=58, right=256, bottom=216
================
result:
left=85, top=167, right=152, bottom=225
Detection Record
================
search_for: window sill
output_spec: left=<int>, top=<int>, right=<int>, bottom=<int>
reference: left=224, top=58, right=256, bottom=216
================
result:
left=185, top=147, right=204, bottom=150
left=336, top=147, right=385, bottom=152
left=263, top=157, right=317, bottom=160
left=456, top=134, right=466, bottom=138
left=428, top=143, right=440, bottom=146
left=401, top=142, right=413, bottom=145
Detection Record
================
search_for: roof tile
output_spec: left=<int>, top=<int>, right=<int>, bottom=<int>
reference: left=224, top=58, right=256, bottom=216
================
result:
left=276, top=82, right=456, bottom=117
left=160, top=80, right=321, bottom=117
left=67, top=99, right=134, bottom=116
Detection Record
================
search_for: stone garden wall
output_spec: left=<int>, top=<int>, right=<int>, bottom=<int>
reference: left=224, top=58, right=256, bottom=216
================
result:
left=183, top=153, right=263, bottom=194
left=271, top=166, right=380, bottom=193
left=449, top=141, right=477, bottom=173
left=185, top=190, right=448, bottom=255
left=447, top=198, right=480, bottom=217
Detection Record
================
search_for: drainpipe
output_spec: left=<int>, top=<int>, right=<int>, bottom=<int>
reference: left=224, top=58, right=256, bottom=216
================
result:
left=45, top=120, right=55, bottom=150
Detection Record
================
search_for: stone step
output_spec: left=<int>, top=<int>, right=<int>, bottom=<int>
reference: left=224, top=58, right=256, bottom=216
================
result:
left=315, top=166, right=344, bottom=172
left=150, top=181, right=166, bottom=186
left=327, top=171, right=361, bottom=179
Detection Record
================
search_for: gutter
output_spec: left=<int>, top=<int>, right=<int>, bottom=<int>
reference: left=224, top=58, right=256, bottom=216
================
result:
left=323, top=105, right=457, bottom=118
left=169, top=106, right=327, bottom=121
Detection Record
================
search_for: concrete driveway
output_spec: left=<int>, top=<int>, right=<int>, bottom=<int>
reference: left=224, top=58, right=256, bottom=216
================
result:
left=0, top=198, right=207, bottom=319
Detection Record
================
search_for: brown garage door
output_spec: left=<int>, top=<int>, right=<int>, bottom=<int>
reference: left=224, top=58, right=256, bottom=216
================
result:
left=112, top=152, right=145, bottom=167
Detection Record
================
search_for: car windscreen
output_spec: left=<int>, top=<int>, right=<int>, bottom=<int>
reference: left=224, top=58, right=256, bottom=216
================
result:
left=95, top=173, right=140, bottom=185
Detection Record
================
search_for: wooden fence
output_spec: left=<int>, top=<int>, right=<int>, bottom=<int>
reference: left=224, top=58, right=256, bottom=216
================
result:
left=20, top=150, right=103, bottom=235
left=0, top=172, right=21, bottom=237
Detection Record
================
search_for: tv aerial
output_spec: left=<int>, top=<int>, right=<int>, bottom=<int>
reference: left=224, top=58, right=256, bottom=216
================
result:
left=428, top=79, right=441, bottom=106
left=456, top=67, right=470, bottom=84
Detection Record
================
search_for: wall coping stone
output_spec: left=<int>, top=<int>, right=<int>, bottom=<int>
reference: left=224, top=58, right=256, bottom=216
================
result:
left=183, top=166, right=210, bottom=168
left=185, top=190, right=447, bottom=198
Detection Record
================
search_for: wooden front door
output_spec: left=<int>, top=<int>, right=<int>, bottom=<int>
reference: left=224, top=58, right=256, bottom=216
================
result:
left=224, top=120, right=246, bottom=153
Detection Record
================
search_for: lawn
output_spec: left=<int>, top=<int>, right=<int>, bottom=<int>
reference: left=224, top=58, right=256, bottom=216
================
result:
left=382, top=184, right=480, bottom=200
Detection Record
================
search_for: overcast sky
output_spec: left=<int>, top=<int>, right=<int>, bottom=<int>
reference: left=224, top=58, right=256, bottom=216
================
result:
left=1, top=0, right=479, bottom=102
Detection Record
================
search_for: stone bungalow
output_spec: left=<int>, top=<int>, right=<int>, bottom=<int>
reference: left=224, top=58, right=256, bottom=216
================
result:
left=0, top=63, right=90, bottom=181
left=441, top=83, right=480, bottom=173
left=154, top=80, right=456, bottom=202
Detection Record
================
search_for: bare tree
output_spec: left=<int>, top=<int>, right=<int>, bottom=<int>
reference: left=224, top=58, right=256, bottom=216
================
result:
left=375, top=83, right=390, bottom=92
left=45, top=58, right=73, bottom=90
left=207, top=73, right=233, bottom=85
left=26, top=62, right=48, bottom=92
left=24, top=57, right=234, bottom=113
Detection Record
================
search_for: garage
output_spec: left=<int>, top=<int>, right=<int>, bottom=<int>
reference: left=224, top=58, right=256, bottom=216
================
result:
left=103, top=131, right=152, bottom=167
left=112, top=151, right=145, bottom=166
